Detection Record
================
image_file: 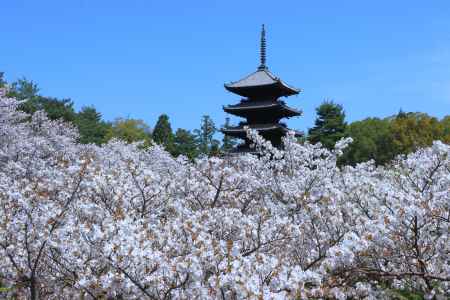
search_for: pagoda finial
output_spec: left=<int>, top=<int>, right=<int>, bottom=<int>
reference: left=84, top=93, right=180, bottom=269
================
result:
left=258, top=24, right=267, bottom=70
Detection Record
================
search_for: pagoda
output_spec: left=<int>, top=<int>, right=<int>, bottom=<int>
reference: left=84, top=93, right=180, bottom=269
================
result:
left=221, top=25, right=303, bottom=153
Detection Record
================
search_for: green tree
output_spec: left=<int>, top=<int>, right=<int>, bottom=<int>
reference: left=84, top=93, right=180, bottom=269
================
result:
left=75, top=106, right=111, bottom=145
left=9, top=78, right=76, bottom=122
left=210, top=140, right=221, bottom=156
left=389, top=112, right=444, bottom=155
left=0, top=72, right=6, bottom=88
left=441, top=116, right=450, bottom=143
left=341, top=118, right=394, bottom=165
left=8, top=77, right=39, bottom=100
left=308, top=100, right=347, bottom=149
left=173, top=129, right=198, bottom=159
left=152, top=114, right=174, bottom=152
left=342, top=112, right=450, bottom=166
left=221, top=117, right=237, bottom=152
left=106, top=118, right=152, bottom=146
left=194, top=115, right=219, bottom=155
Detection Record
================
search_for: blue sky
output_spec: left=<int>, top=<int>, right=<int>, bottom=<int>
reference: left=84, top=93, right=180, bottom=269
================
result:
left=2, top=1, right=450, bottom=133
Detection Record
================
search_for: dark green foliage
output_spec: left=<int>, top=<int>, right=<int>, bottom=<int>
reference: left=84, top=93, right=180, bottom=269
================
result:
left=221, top=117, right=237, bottom=152
left=194, top=115, right=219, bottom=156
left=30, top=97, right=76, bottom=122
left=308, top=100, right=347, bottom=149
left=442, top=116, right=450, bottom=142
left=8, top=77, right=39, bottom=100
left=152, top=114, right=174, bottom=152
left=74, top=106, right=111, bottom=145
left=173, top=128, right=198, bottom=159
left=386, top=288, right=425, bottom=300
left=9, top=77, right=77, bottom=122
left=210, top=140, right=221, bottom=156
left=340, top=118, right=394, bottom=166
left=8, top=77, right=110, bottom=145
left=0, top=72, right=6, bottom=88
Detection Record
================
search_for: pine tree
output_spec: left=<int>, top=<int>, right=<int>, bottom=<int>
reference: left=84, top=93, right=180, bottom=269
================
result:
left=194, top=115, right=218, bottom=155
left=173, top=129, right=198, bottom=159
left=308, top=100, right=347, bottom=149
left=75, top=106, right=110, bottom=145
left=9, top=78, right=76, bottom=122
left=152, top=114, right=174, bottom=152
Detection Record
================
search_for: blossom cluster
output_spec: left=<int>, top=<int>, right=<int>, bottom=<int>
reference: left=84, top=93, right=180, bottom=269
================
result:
left=0, top=95, right=448, bottom=299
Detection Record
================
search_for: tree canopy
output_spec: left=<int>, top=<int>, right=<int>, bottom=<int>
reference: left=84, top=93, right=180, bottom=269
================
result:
left=341, top=112, right=450, bottom=165
left=74, top=106, right=111, bottom=145
left=152, top=114, right=174, bottom=152
left=9, top=78, right=77, bottom=122
left=340, top=117, right=394, bottom=165
left=173, top=128, right=198, bottom=159
left=194, top=115, right=219, bottom=156
left=105, top=117, right=152, bottom=146
left=308, top=100, right=347, bottom=149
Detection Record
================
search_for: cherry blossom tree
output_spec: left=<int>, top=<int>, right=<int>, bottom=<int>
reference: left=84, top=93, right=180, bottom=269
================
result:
left=0, top=93, right=448, bottom=299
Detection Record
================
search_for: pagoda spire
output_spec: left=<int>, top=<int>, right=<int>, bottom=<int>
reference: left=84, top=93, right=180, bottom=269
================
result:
left=258, top=24, right=267, bottom=70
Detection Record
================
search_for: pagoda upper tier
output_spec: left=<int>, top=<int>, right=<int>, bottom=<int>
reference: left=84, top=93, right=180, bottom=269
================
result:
left=223, top=99, right=301, bottom=122
left=224, top=68, right=301, bottom=99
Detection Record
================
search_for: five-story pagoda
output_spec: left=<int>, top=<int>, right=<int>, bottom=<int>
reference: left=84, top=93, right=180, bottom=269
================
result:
left=221, top=25, right=303, bottom=153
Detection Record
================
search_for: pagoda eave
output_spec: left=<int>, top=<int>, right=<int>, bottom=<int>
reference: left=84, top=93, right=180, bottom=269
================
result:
left=224, top=68, right=300, bottom=98
left=223, top=102, right=302, bottom=118
left=221, top=124, right=303, bottom=139
left=224, top=82, right=300, bottom=98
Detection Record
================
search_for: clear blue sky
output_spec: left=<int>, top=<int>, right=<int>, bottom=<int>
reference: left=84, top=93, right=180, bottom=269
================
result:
left=2, top=0, right=450, bottom=133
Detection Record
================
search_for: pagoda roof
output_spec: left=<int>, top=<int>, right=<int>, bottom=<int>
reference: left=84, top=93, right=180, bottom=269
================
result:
left=223, top=100, right=301, bottom=118
left=224, top=68, right=300, bottom=98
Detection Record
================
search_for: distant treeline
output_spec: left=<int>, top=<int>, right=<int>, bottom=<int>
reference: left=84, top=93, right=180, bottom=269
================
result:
left=307, top=100, right=450, bottom=165
left=1, top=72, right=449, bottom=165
left=0, top=72, right=235, bottom=159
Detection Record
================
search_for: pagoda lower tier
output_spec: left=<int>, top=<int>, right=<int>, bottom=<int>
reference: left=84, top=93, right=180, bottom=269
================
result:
left=221, top=123, right=303, bottom=149
left=223, top=99, right=301, bottom=122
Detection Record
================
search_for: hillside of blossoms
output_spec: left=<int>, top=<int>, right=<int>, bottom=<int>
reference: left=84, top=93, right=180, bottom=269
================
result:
left=0, top=94, right=449, bottom=299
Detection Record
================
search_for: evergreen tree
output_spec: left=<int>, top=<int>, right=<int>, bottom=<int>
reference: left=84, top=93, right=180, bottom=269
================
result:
left=194, top=115, right=218, bottom=155
left=75, top=106, right=110, bottom=145
left=152, top=114, right=174, bottom=152
left=221, top=117, right=237, bottom=152
left=0, top=72, right=6, bottom=88
left=9, top=78, right=76, bottom=122
left=210, top=140, right=221, bottom=156
left=308, top=100, right=347, bottom=149
left=8, top=77, right=39, bottom=100
left=173, top=129, right=198, bottom=159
